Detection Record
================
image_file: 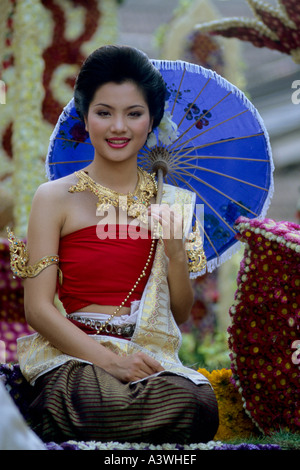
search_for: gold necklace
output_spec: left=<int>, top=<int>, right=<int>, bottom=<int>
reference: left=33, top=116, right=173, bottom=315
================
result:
left=68, top=167, right=157, bottom=224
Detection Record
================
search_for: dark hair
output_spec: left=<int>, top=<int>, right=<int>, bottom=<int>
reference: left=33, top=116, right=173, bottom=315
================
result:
left=74, top=45, right=166, bottom=129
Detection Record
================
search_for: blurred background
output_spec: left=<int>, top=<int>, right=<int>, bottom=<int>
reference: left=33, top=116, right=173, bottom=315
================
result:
left=0, top=0, right=299, bottom=367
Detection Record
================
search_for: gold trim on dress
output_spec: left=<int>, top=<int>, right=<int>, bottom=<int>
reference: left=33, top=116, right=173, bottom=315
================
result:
left=7, top=228, right=63, bottom=284
left=185, top=221, right=207, bottom=273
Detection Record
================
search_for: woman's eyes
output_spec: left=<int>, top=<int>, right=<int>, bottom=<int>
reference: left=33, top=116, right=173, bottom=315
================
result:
left=96, top=111, right=143, bottom=118
left=129, top=111, right=142, bottom=118
left=97, top=111, right=110, bottom=117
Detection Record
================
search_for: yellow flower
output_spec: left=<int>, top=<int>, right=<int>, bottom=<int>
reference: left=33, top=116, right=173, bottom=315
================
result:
left=198, top=368, right=257, bottom=441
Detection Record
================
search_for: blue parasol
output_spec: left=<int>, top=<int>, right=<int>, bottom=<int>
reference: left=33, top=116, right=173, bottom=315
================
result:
left=46, top=59, right=274, bottom=272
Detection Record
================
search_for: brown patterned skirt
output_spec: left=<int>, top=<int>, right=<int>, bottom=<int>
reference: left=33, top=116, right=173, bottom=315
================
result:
left=28, top=360, right=219, bottom=444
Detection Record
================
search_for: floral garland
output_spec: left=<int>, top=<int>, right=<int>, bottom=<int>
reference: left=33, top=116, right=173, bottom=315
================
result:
left=228, top=216, right=300, bottom=434
left=11, top=0, right=47, bottom=236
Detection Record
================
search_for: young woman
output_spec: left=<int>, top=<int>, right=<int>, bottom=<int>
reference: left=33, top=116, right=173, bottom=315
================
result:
left=11, top=45, right=219, bottom=444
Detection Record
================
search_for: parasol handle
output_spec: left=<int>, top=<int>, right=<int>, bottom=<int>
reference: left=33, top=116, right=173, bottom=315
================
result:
left=155, top=167, right=164, bottom=205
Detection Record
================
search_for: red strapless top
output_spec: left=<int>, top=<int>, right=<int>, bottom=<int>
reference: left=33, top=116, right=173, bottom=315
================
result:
left=57, top=225, right=156, bottom=314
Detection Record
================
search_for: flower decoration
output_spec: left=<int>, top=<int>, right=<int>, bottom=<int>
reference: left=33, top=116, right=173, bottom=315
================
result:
left=228, top=216, right=300, bottom=434
left=183, top=31, right=225, bottom=77
left=0, top=238, right=34, bottom=363
left=198, top=367, right=258, bottom=440
left=0, top=0, right=17, bottom=198
left=196, top=0, right=300, bottom=64
left=41, top=0, right=101, bottom=126
left=11, top=0, right=46, bottom=236
left=0, top=0, right=16, bottom=74
left=147, top=102, right=179, bottom=148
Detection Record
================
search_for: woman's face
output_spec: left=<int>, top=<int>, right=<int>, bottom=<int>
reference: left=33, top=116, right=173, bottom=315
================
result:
left=85, top=81, right=153, bottom=166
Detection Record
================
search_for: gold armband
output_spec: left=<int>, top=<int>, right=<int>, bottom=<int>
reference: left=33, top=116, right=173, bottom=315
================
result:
left=7, top=228, right=63, bottom=284
left=185, top=221, right=207, bottom=273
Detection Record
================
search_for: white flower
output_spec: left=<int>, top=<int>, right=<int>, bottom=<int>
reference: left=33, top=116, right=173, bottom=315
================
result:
left=146, top=131, right=157, bottom=148
left=158, top=109, right=179, bottom=145
left=146, top=101, right=179, bottom=148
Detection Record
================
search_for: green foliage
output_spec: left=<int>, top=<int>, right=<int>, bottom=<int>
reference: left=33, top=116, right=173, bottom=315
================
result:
left=179, top=330, right=231, bottom=371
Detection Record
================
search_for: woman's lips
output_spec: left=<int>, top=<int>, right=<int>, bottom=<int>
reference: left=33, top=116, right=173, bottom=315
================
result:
left=106, top=137, right=130, bottom=149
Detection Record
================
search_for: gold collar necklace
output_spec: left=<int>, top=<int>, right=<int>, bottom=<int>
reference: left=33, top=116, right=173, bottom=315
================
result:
left=68, top=168, right=157, bottom=224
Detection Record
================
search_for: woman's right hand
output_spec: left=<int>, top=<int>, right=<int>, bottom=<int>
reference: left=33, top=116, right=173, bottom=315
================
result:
left=108, top=351, right=164, bottom=383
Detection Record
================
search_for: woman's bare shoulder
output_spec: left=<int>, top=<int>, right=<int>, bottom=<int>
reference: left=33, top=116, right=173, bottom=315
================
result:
left=33, top=173, right=78, bottom=202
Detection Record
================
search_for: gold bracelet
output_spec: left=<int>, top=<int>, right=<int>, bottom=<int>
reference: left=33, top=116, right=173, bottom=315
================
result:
left=7, top=228, right=62, bottom=284
left=185, top=221, right=207, bottom=273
